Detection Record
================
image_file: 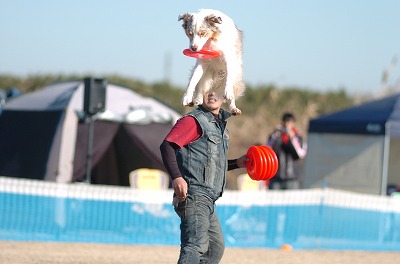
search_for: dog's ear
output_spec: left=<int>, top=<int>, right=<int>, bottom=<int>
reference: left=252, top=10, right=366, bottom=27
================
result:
left=206, top=15, right=222, bottom=25
left=178, top=13, right=189, bottom=21
left=178, top=13, right=192, bottom=28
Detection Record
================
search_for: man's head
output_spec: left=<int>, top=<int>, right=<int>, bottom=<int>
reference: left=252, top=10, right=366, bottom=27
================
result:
left=282, top=112, right=296, bottom=130
left=202, top=91, right=225, bottom=114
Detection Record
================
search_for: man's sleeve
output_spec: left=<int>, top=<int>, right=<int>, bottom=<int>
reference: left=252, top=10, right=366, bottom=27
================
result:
left=160, top=116, right=202, bottom=180
left=160, top=140, right=182, bottom=180
left=228, top=159, right=239, bottom=171
left=291, top=136, right=307, bottom=159
left=164, top=116, right=202, bottom=147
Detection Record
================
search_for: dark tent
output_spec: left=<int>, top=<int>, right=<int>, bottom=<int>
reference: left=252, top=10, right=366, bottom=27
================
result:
left=0, top=80, right=180, bottom=186
left=303, top=93, right=400, bottom=195
left=72, top=121, right=174, bottom=185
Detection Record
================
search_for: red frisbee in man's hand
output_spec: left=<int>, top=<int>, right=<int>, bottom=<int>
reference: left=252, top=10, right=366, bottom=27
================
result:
left=246, top=145, right=278, bottom=181
left=183, top=48, right=221, bottom=59
left=245, top=146, right=261, bottom=180
left=258, top=146, right=272, bottom=180
left=260, top=146, right=279, bottom=180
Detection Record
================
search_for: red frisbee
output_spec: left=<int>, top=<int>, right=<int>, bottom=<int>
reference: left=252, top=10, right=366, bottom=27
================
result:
left=246, top=145, right=279, bottom=181
left=254, top=146, right=267, bottom=180
left=183, top=48, right=221, bottom=59
left=257, top=146, right=269, bottom=180
left=246, top=146, right=261, bottom=180
left=259, top=146, right=272, bottom=180
left=267, top=146, right=279, bottom=175
left=260, top=146, right=279, bottom=180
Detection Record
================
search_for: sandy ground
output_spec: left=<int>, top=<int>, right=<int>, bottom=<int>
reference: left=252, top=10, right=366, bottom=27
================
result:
left=1, top=242, right=399, bottom=264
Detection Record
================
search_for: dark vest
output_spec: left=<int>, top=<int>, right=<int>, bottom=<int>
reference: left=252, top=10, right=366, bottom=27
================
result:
left=176, top=106, right=231, bottom=201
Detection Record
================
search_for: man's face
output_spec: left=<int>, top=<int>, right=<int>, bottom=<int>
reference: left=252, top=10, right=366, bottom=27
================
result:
left=202, top=91, right=225, bottom=114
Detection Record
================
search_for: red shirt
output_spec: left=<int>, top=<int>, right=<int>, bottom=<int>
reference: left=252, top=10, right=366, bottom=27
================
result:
left=165, top=116, right=202, bottom=148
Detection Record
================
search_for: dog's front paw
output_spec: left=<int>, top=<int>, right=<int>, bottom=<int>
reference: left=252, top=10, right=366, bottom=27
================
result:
left=230, top=107, right=242, bottom=116
left=182, top=93, right=194, bottom=106
left=224, top=89, right=235, bottom=101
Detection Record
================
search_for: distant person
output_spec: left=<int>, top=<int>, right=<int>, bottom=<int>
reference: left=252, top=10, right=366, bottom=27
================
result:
left=267, top=112, right=307, bottom=189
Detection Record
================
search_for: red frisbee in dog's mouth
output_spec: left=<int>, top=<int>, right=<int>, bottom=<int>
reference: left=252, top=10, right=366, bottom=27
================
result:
left=183, top=49, right=221, bottom=59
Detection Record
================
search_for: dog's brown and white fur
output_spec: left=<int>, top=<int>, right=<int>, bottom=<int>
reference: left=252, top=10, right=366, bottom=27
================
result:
left=178, top=9, right=245, bottom=115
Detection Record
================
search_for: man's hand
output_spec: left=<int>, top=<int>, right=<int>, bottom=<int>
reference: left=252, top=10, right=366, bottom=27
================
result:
left=287, top=128, right=296, bottom=138
left=172, top=177, right=188, bottom=201
left=236, top=155, right=248, bottom=168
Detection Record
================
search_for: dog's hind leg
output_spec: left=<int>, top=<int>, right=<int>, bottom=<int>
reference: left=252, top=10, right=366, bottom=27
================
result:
left=222, top=50, right=238, bottom=102
left=182, top=63, right=204, bottom=106
left=223, top=57, right=242, bottom=115
left=228, top=78, right=244, bottom=116
left=229, top=97, right=242, bottom=116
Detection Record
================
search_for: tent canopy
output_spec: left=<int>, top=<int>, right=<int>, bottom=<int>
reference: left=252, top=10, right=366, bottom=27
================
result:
left=0, top=80, right=180, bottom=185
left=4, top=80, right=180, bottom=124
left=309, top=93, right=400, bottom=136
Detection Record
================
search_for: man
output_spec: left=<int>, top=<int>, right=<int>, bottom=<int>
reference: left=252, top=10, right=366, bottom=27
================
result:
left=160, top=91, right=247, bottom=263
left=267, top=112, right=307, bottom=190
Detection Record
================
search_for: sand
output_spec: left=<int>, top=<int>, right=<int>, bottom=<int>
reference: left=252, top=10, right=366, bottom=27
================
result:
left=1, top=242, right=399, bottom=264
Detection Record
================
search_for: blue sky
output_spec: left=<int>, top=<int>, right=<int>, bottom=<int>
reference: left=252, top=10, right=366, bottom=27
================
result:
left=1, top=0, right=399, bottom=94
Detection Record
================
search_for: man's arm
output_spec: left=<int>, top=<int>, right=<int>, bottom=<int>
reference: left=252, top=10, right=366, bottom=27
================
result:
left=160, top=140, right=188, bottom=201
left=160, top=140, right=182, bottom=180
left=228, top=159, right=239, bottom=170
left=291, top=135, right=307, bottom=159
left=228, top=155, right=247, bottom=171
left=160, top=116, right=201, bottom=200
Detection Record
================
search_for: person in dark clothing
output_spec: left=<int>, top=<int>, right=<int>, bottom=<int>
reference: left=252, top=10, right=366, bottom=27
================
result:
left=160, top=91, right=247, bottom=263
left=267, top=112, right=307, bottom=189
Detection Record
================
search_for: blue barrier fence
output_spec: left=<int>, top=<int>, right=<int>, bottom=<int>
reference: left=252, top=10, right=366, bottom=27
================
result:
left=0, top=177, right=399, bottom=250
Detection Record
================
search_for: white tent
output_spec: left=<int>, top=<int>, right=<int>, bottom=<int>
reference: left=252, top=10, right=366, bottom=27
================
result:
left=0, top=80, right=180, bottom=185
left=303, top=93, right=400, bottom=195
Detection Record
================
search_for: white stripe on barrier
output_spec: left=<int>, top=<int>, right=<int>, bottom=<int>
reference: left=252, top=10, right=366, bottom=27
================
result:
left=1, top=176, right=399, bottom=213
left=0, top=176, right=173, bottom=204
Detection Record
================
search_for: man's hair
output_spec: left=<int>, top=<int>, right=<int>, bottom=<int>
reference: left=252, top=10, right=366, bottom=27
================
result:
left=282, top=112, right=295, bottom=122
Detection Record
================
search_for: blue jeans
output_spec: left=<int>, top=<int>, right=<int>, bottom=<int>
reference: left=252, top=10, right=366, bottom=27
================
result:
left=174, top=194, right=225, bottom=264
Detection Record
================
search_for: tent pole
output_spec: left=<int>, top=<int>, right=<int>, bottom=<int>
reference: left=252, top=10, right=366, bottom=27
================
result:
left=381, top=122, right=391, bottom=196
left=85, top=115, right=95, bottom=183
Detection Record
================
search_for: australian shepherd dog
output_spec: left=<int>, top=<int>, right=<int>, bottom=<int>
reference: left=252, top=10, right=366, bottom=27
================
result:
left=179, top=9, right=245, bottom=115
